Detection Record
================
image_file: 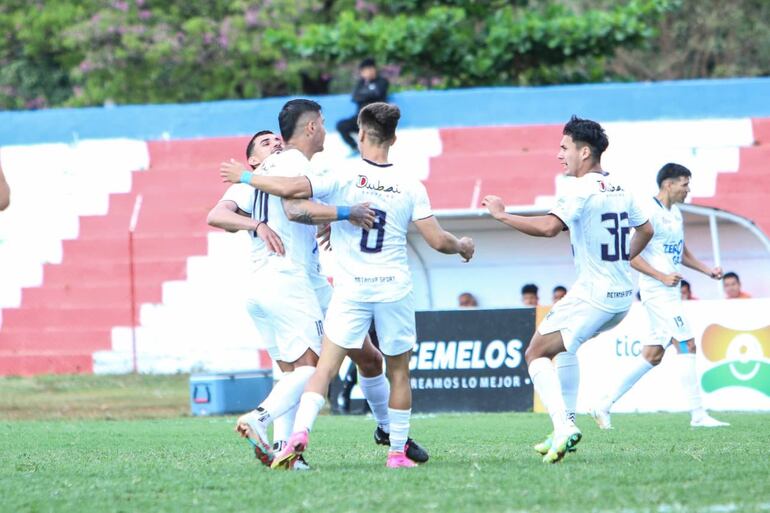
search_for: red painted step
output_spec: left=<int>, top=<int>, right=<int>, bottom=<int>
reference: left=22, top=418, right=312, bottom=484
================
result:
left=439, top=125, right=561, bottom=155
left=0, top=328, right=112, bottom=352
left=22, top=283, right=162, bottom=307
left=2, top=307, right=132, bottom=329
left=0, top=352, right=93, bottom=376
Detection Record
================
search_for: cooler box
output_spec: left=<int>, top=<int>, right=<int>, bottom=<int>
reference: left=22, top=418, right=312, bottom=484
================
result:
left=189, top=370, right=273, bottom=416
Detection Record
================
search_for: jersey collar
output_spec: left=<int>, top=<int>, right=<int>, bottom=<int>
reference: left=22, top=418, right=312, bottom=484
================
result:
left=363, top=158, right=393, bottom=168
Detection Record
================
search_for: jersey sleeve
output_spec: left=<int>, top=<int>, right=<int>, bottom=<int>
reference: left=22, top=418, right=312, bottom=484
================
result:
left=550, top=189, right=587, bottom=230
left=411, top=182, right=433, bottom=221
left=219, top=184, right=254, bottom=214
left=307, top=173, right=343, bottom=203
left=628, top=194, right=649, bottom=227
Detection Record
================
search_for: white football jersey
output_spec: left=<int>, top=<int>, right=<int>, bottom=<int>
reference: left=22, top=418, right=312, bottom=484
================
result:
left=219, top=183, right=269, bottom=269
left=550, top=172, right=648, bottom=313
left=638, top=197, right=684, bottom=302
left=258, top=149, right=322, bottom=275
left=311, top=159, right=433, bottom=302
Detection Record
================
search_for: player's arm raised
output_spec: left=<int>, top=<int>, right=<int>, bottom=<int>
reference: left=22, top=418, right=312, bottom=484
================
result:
left=220, top=159, right=311, bottom=199
left=207, top=200, right=285, bottom=255
left=631, top=253, right=681, bottom=287
left=482, top=195, right=562, bottom=237
left=682, top=243, right=722, bottom=279
left=413, top=216, right=474, bottom=262
left=283, top=199, right=375, bottom=229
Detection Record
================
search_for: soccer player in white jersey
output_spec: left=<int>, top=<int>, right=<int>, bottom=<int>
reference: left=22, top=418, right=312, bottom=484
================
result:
left=224, top=102, right=474, bottom=468
left=208, top=126, right=372, bottom=468
left=483, top=115, right=654, bottom=463
left=219, top=100, right=430, bottom=467
left=590, top=163, right=729, bottom=429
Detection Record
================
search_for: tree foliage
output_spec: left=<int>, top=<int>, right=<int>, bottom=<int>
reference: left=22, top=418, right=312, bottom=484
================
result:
left=0, top=0, right=766, bottom=110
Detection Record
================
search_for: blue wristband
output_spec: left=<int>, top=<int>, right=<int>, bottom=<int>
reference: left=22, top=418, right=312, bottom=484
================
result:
left=337, top=206, right=351, bottom=220
left=239, top=171, right=253, bottom=184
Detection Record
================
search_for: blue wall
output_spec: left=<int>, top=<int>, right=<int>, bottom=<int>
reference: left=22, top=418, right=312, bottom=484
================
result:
left=2, top=78, right=769, bottom=146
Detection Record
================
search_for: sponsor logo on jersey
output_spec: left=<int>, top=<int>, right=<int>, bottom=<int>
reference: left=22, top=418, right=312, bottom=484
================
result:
left=357, top=175, right=402, bottom=194
left=663, top=240, right=683, bottom=264
left=597, top=179, right=623, bottom=192
left=700, top=324, right=770, bottom=397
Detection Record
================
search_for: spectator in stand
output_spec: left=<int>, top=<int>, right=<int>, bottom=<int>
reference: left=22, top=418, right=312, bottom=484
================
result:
left=723, top=271, right=751, bottom=299
left=552, top=285, right=567, bottom=304
left=458, top=292, right=479, bottom=308
left=337, top=58, right=389, bottom=154
left=521, top=283, right=539, bottom=307
left=680, top=279, right=697, bottom=300
left=0, top=163, right=10, bottom=211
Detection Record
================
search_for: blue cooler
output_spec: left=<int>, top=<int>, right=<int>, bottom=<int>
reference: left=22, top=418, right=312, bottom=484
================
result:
left=189, top=370, right=273, bottom=416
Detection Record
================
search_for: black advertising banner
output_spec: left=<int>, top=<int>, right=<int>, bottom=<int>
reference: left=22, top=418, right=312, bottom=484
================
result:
left=410, top=309, right=536, bottom=413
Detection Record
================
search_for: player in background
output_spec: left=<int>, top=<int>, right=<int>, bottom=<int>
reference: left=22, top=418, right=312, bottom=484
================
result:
left=219, top=100, right=429, bottom=466
left=224, top=102, right=474, bottom=468
left=590, top=163, right=729, bottom=429
left=208, top=126, right=376, bottom=468
left=483, top=116, right=653, bottom=463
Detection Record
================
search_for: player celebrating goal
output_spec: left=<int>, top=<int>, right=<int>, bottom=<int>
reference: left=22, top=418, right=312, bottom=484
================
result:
left=483, top=115, right=653, bottom=463
left=223, top=102, right=474, bottom=468
left=590, top=163, right=729, bottom=429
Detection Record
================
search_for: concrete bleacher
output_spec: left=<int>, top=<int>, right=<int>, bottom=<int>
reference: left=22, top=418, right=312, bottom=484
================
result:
left=0, top=78, right=768, bottom=375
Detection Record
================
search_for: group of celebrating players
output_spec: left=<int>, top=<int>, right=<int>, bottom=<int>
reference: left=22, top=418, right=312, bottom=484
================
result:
left=208, top=98, right=726, bottom=470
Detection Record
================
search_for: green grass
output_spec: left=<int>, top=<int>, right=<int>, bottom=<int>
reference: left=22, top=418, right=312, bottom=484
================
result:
left=2, top=412, right=769, bottom=513
left=0, top=374, right=189, bottom=420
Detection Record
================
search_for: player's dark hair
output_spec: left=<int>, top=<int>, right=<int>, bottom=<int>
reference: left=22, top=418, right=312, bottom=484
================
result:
left=563, top=115, right=609, bottom=162
left=553, top=285, right=567, bottom=294
left=278, top=99, right=322, bottom=141
left=723, top=272, right=740, bottom=283
left=357, top=102, right=400, bottom=145
left=680, top=279, right=690, bottom=289
left=521, top=283, right=539, bottom=295
left=246, top=130, right=274, bottom=159
left=656, top=163, right=692, bottom=188
left=359, top=57, right=376, bottom=69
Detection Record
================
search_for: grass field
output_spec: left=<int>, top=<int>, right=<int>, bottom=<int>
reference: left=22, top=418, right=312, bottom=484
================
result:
left=1, top=375, right=769, bottom=513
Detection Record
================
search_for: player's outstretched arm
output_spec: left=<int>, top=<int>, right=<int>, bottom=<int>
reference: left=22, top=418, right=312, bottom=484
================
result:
left=628, top=220, right=654, bottom=261
left=631, top=254, right=682, bottom=287
left=414, top=216, right=474, bottom=262
left=219, top=159, right=311, bottom=199
left=682, top=243, right=723, bottom=279
left=282, top=199, right=375, bottom=229
left=0, top=164, right=10, bottom=211
left=482, top=195, right=562, bottom=237
left=207, top=200, right=285, bottom=255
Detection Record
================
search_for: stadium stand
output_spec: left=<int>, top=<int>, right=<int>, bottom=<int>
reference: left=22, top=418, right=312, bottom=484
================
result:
left=0, top=78, right=768, bottom=375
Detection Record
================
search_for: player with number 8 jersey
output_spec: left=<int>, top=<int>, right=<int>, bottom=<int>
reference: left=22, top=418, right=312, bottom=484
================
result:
left=228, top=102, right=474, bottom=468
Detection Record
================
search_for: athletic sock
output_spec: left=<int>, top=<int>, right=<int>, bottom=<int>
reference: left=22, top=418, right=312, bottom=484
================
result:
left=529, top=357, right=569, bottom=430
left=293, top=392, right=326, bottom=433
left=678, top=353, right=706, bottom=419
left=272, top=402, right=298, bottom=448
left=359, top=373, right=391, bottom=433
left=388, top=408, right=411, bottom=453
left=257, top=365, right=315, bottom=423
left=554, top=351, right=579, bottom=422
left=603, top=358, right=654, bottom=410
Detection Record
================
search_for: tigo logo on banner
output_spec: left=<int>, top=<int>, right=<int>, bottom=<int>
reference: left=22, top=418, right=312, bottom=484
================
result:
left=700, top=324, right=770, bottom=397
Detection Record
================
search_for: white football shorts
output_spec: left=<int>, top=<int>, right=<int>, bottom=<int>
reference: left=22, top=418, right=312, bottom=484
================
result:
left=642, top=296, right=693, bottom=347
left=538, top=294, right=629, bottom=353
left=245, top=266, right=323, bottom=363
left=324, top=291, right=416, bottom=356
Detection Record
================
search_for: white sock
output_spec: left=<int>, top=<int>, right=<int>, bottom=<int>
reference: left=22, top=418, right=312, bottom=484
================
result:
left=272, top=402, right=298, bottom=448
left=359, top=373, right=391, bottom=433
left=388, top=408, right=411, bottom=453
left=529, top=357, right=569, bottom=430
left=603, top=358, right=654, bottom=409
left=293, top=392, right=326, bottom=433
left=257, top=365, right=315, bottom=424
left=678, top=353, right=706, bottom=419
left=554, top=351, right=579, bottom=422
